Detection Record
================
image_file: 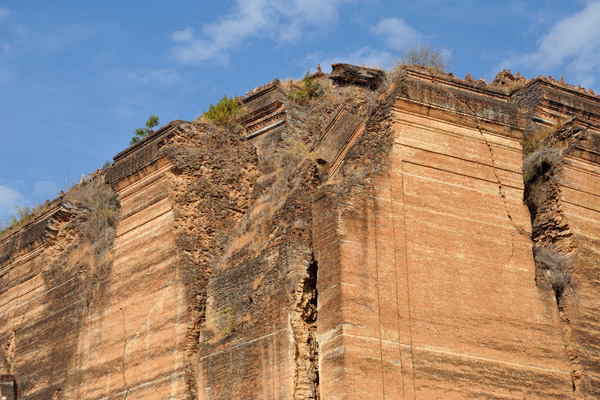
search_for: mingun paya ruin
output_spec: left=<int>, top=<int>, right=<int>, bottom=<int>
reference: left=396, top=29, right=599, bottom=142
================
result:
left=1, top=63, right=600, bottom=399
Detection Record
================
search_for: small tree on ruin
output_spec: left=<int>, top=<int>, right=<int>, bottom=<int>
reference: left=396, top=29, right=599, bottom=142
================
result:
left=130, top=114, right=160, bottom=145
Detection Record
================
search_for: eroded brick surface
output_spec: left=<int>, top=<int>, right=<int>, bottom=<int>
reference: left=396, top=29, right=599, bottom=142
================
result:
left=0, top=65, right=599, bottom=399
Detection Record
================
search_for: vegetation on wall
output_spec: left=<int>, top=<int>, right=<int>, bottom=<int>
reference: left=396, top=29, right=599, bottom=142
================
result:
left=392, top=43, right=449, bottom=73
left=131, top=114, right=160, bottom=145
left=533, top=245, right=575, bottom=299
left=287, top=70, right=323, bottom=104
left=63, top=177, right=119, bottom=311
left=521, top=119, right=576, bottom=302
left=522, top=121, right=567, bottom=185
left=521, top=119, right=566, bottom=156
left=0, top=204, right=44, bottom=237
left=202, top=95, right=241, bottom=127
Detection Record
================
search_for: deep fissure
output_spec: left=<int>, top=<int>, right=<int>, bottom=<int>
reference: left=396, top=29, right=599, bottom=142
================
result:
left=292, top=254, right=320, bottom=400
left=521, top=121, right=583, bottom=396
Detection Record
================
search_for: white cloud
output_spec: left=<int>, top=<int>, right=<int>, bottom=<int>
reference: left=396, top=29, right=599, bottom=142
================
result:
left=0, top=184, right=23, bottom=219
left=171, top=27, right=194, bottom=43
left=501, top=1, right=600, bottom=87
left=372, top=17, right=422, bottom=51
left=170, top=0, right=354, bottom=65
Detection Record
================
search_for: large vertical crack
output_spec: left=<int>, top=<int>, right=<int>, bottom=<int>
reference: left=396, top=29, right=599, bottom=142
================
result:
left=522, top=122, right=584, bottom=397
left=291, top=254, right=320, bottom=400
left=4, top=330, right=16, bottom=375
left=119, top=305, right=129, bottom=400
left=184, top=293, right=204, bottom=400
left=162, top=125, right=259, bottom=399
left=459, top=93, right=584, bottom=395
left=455, top=97, right=526, bottom=266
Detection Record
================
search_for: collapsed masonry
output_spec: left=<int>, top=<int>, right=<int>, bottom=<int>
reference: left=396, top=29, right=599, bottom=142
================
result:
left=0, top=63, right=600, bottom=399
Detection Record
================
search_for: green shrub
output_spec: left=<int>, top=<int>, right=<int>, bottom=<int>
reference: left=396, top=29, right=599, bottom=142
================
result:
left=203, top=95, right=241, bottom=127
left=130, top=114, right=160, bottom=145
left=287, top=70, right=322, bottom=103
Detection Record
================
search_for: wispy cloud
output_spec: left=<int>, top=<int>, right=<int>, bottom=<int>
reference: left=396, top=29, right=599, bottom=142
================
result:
left=372, top=17, right=422, bottom=51
left=500, top=1, right=600, bottom=87
left=303, top=17, right=427, bottom=72
left=0, top=11, right=23, bottom=83
left=170, top=0, right=354, bottom=65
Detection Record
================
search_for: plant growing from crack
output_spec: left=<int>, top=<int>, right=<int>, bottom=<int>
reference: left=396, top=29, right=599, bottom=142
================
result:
left=533, top=245, right=575, bottom=301
left=130, top=114, right=160, bottom=145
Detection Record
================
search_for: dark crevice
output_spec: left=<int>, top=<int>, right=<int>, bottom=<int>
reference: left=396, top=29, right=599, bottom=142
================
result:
left=184, top=295, right=205, bottom=400
left=292, top=254, right=320, bottom=400
left=521, top=122, right=583, bottom=397
left=119, top=306, right=129, bottom=400
left=0, top=375, right=19, bottom=400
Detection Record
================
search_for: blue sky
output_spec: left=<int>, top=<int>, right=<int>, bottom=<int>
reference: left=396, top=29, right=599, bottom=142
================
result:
left=1, top=0, right=599, bottom=221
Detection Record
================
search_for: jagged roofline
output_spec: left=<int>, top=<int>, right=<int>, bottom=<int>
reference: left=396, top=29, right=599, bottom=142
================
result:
left=3, top=63, right=599, bottom=247
left=394, top=64, right=600, bottom=103
left=0, top=197, right=72, bottom=245
left=112, top=119, right=184, bottom=162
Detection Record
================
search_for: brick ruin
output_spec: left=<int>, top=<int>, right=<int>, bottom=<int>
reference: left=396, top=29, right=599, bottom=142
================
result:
left=0, top=64, right=600, bottom=399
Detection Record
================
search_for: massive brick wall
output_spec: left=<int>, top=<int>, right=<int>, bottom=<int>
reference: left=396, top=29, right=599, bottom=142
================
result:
left=313, top=71, right=576, bottom=399
left=515, top=82, right=600, bottom=398
left=0, top=202, right=86, bottom=399
left=560, top=146, right=600, bottom=396
left=1, top=65, right=600, bottom=399
left=0, top=122, right=193, bottom=399
left=79, top=156, right=187, bottom=399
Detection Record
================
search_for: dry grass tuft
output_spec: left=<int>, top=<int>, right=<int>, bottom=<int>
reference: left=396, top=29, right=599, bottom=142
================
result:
left=522, top=146, right=563, bottom=185
left=64, top=176, right=119, bottom=310
left=522, top=117, right=568, bottom=156
left=499, top=80, right=527, bottom=94
left=225, top=137, right=312, bottom=258
left=393, top=44, right=449, bottom=73
left=533, top=245, right=575, bottom=299
left=0, top=204, right=45, bottom=238
left=286, top=71, right=323, bottom=105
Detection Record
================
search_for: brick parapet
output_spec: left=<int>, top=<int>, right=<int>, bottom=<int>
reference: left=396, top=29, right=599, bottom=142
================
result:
left=106, top=120, right=184, bottom=186
left=0, top=199, right=75, bottom=266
